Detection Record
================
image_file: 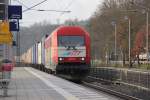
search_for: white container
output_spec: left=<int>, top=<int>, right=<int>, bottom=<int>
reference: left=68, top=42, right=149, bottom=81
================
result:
left=37, top=42, right=42, bottom=64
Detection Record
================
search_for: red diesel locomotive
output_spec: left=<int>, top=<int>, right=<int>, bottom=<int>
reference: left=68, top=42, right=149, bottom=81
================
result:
left=44, top=26, right=91, bottom=81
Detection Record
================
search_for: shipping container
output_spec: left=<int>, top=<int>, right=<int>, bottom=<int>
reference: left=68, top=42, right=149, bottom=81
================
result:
left=41, top=37, right=45, bottom=65
left=37, top=42, right=42, bottom=64
left=32, top=44, right=37, bottom=64
left=26, top=47, right=32, bottom=64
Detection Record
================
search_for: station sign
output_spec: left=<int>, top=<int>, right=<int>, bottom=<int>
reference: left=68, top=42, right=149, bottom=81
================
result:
left=0, top=35, right=12, bottom=44
left=8, top=5, right=22, bottom=19
left=9, top=20, right=19, bottom=31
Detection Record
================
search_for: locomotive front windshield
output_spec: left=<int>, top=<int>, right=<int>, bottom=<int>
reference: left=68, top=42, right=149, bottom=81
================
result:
left=58, top=36, right=84, bottom=47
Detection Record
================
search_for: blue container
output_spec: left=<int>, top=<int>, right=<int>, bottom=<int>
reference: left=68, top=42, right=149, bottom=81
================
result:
left=32, top=44, right=37, bottom=64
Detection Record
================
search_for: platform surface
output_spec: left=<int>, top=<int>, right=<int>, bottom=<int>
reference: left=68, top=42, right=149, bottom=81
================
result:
left=0, top=67, right=121, bottom=100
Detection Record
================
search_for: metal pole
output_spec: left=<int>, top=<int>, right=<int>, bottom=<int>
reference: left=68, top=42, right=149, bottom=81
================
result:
left=18, top=19, right=20, bottom=63
left=115, top=24, right=117, bottom=64
left=146, top=11, right=149, bottom=63
left=17, top=31, right=20, bottom=63
left=5, top=0, right=9, bottom=20
left=129, top=18, right=131, bottom=67
left=17, top=31, right=18, bottom=62
left=16, top=20, right=20, bottom=64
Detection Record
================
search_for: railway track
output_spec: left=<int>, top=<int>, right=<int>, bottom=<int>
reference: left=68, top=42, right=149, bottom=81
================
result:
left=82, top=80, right=141, bottom=100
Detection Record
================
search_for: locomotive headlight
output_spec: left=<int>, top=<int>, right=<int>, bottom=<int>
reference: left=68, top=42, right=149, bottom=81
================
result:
left=59, top=57, right=63, bottom=61
left=81, top=57, right=85, bottom=61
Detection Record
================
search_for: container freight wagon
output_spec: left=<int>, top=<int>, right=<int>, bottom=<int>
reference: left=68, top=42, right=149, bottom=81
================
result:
left=44, top=26, right=91, bottom=81
left=26, top=47, right=32, bottom=64
left=32, top=44, right=38, bottom=64
left=20, top=52, right=27, bottom=63
left=21, top=46, right=33, bottom=65
left=37, top=42, right=42, bottom=65
left=41, top=36, right=46, bottom=65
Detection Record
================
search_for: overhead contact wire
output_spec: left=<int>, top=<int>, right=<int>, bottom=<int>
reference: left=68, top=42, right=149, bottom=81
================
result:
left=15, top=0, right=70, bottom=13
left=59, top=0, right=74, bottom=17
left=23, top=0, right=48, bottom=13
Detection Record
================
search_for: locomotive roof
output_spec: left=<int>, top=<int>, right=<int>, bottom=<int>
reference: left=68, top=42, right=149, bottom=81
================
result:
left=45, top=26, right=90, bottom=43
left=56, top=26, right=87, bottom=35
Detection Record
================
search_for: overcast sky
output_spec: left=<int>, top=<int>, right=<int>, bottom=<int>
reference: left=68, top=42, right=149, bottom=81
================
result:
left=11, top=0, right=104, bottom=27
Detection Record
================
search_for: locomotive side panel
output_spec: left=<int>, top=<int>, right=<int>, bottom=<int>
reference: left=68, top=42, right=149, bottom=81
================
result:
left=51, top=31, right=58, bottom=65
left=85, top=32, right=91, bottom=64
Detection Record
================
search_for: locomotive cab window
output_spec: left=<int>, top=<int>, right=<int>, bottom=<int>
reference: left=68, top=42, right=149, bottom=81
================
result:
left=58, top=36, right=84, bottom=47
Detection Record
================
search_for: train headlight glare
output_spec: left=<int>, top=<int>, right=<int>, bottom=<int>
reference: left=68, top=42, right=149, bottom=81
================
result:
left=81, top=58, right=85, bottom=61
left=59, top=58, right=63, bottom=61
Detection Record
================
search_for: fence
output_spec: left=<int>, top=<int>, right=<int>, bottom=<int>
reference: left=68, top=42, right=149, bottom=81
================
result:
left=88, top=67, right=150, bottom=100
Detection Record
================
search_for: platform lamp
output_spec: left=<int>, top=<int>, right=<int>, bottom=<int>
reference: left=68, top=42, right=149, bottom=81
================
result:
left=124, top=16, right=131, bottom=67
left=111, top=21, right=117, bottom=64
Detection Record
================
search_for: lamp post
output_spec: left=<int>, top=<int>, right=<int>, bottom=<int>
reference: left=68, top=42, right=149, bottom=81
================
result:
left=142, top=9, right=149, bottom=63
left=111, top=21, right=117, bottom=64
left=146, top=11, right=149, bottom=63
left=124, top=16, right=131, bottom=67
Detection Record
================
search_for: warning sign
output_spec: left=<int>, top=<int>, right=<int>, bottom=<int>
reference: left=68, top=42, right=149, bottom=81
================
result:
left=0, top=21, right=10, bottom=34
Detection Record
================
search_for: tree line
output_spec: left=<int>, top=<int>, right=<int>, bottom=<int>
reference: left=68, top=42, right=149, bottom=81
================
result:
left=20, top=0, right=150, bottom=66
left=88, top=0, right=150, bottom=65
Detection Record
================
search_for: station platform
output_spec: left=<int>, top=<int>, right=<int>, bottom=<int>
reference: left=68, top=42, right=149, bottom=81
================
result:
left=0, top=67, right=121, bottom=100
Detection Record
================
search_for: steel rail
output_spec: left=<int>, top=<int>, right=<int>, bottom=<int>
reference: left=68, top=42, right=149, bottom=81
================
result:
left=82, top=81, right=142, bottom=100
